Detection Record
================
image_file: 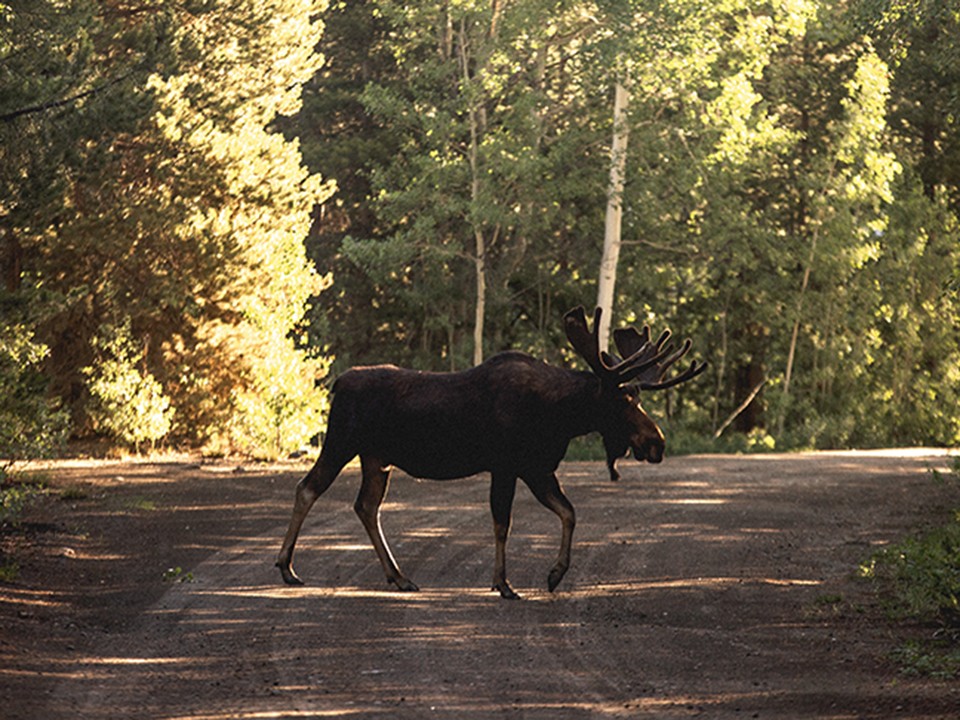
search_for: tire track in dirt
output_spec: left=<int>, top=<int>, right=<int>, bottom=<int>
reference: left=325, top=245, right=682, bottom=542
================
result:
left=49, top=451, right=960, bottom=718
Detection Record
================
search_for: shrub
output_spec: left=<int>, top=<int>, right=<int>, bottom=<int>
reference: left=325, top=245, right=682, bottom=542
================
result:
left=228, top=327, right=329, bottom=459
left=0, top=315, right=68, bottom=477
left=84, top=322, right=174, bottom=452
left=860, top=514, right=960, bottom=625
left=860, top=486, right=960, bottom=679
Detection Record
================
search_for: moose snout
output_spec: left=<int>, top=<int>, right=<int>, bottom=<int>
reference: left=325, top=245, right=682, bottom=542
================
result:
left=631, top=420, right=666, bottom=464
left=635, top=440, right=664, bottom=464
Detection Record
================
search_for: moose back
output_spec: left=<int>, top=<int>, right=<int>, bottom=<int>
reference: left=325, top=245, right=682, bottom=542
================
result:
left=276, top=306, right=705, bottom=599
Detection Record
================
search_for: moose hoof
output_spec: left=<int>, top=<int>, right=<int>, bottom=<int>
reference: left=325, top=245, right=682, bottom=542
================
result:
left=493, top=580, right=521, bottom=600
left=390, top=577, right=419, bottom=592
left=277, top=563, right=304, bottom=586
left=547, top=566, right=568, bottom=593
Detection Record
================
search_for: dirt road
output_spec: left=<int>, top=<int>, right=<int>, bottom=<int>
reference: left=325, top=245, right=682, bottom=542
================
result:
left=2, top=451, right=959, bottom=718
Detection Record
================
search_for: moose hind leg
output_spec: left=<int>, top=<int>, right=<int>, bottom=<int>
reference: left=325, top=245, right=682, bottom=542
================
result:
left=523, top=473, right=576, bottom=592
left=355, top=456, right=418, bottom=591
left=276, top=451, right=349, bottom=585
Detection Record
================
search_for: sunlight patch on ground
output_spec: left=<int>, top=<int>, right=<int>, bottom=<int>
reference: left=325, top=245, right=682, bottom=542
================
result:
left=191, top=585, right=492, bottom=603
left=403, top=527, right=454, bottom=538
left=77, top=656, right=187, bottom=665
left=0, top=586, right=68, bottom=608
left=619, top=691, right=771, bottom=713
left=0, top=655, right=198, bottom=681
left=567, top=576, right=821, bottom=597
left=669, top=480, right=713, bottom=488
left=656, top=498, right=728, bottom=505
left=159, top=711, right=365, bottom=719
left=313, top=542, right=369, bottom=551
left=727, top=447, right=955, bottom=461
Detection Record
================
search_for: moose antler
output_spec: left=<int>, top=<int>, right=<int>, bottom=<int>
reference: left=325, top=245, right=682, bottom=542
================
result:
left=612, top=325, right=707, bottom=390
left=564, top=306, right=706, bottom=390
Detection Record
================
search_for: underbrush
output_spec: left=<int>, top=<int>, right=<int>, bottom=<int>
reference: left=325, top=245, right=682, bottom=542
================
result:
left=0, top=476, right=46, bottom=527
left=859, top=457, right=960, bottom=678
left=0, top=474, right=48, bottom=582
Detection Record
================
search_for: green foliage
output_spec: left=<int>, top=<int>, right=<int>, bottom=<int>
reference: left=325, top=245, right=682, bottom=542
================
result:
left=284, top=0, right=960, bottom=451
left=84, top=322, right=174, bottom=452
left=0, top=480, right=45, bottom=526
left=3, top=0, right=960, bottom=453
left=1, top=474, right=47, bottom=583
left=2, top=0, right=334, bottom=456
left=890, top=640, right=960, bottom=680
left=0, top=560, right=19, bottom=582
left=162, top=566, right=195, bottom=583
left=229, top=327, right=330, bottom=458
left=0, top=296, right=68, bottom=472
left=931, top=456, right=960, bottom=486
left=860, top=501, right=960, bottom=678
left=860, top=514, right=960, bottom=622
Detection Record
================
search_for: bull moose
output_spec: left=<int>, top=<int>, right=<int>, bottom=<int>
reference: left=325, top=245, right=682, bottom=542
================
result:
left=276, top=306, right=705, bottom=599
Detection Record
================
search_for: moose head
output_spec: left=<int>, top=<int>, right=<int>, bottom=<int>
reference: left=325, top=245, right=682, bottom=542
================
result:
left=564, top=306, right=706, bottom=481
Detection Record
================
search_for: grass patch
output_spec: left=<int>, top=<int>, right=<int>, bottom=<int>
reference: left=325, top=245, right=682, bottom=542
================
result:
left=891, top=640, right=960, bottom=680
left=0, top=559, right=20, bottom=582
left=930, top=455, right=960, bottom=487
left=813, top=593, right=845, bottom=607
left=127, top=496, right=157, bottom=512
left=860, top=513, right=960, bottom=624
left=107, top=495, right=157, bottom=512
left=59, top=486, right=90, bottom=501
left=658, top=425, right=779, bottom=456
left=162, top=566, right=194, bottom=583
left=860, top=458, right=960, bottom=680
left=563, top=434, right=606, bottom=461
left=858, top=456, right=960, bottom=678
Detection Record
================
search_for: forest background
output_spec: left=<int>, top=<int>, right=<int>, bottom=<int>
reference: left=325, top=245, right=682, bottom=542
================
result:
left=1, top=0, right=958, bottom=461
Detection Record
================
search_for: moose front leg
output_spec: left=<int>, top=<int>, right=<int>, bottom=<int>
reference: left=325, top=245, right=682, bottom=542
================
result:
left=355, top=456, right=418, bottom=592
left=523, top=473, right=576, bottom=592
left=490, top=473, right=519, bottom=599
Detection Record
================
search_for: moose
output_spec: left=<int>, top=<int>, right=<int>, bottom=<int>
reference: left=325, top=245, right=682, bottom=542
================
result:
left=276, top=306, right=705, bottom=599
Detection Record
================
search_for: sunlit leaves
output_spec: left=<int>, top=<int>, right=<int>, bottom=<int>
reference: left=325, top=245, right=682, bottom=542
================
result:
left=85, top=321, right=174, bottom=452
left=140, top=0, right=333, bottom=454
left=2, top=0, right=334, bottom=455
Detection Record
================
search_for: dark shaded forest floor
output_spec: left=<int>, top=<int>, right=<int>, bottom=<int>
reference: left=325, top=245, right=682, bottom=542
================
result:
left=2, top=450, right=959, bottom=718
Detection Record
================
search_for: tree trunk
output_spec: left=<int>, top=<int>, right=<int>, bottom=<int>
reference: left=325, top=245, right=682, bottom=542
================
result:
left=779, top=224, right=818, bottom=438
left=2, top=228, right=22, bottom=292
left=459, top=18, right=488, bottom=366
left=596, top=79, right=630, bottom=350
left=473, top=228, right=485, bottom=366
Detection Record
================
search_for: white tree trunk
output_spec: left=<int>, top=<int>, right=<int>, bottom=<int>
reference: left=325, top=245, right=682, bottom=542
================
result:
left=596, top=80, right=631, bottom=351
left=473, top=228, right=485, bottom=367
left=458, top=19, right=487, bottom=367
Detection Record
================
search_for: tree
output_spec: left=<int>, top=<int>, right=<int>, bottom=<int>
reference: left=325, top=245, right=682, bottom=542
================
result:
left=857, top=0, right=960, bottom=212
left=0, top=0, right=138, bottom=457
left=774, top=46, right=902, bottom=439
left=2, top=1, right=334, bottom=455
left=0, top=297, right=68, bottom=471
left=296, top=0, right=960, bottom=450
left=338, top=0, right=609, bottom=368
